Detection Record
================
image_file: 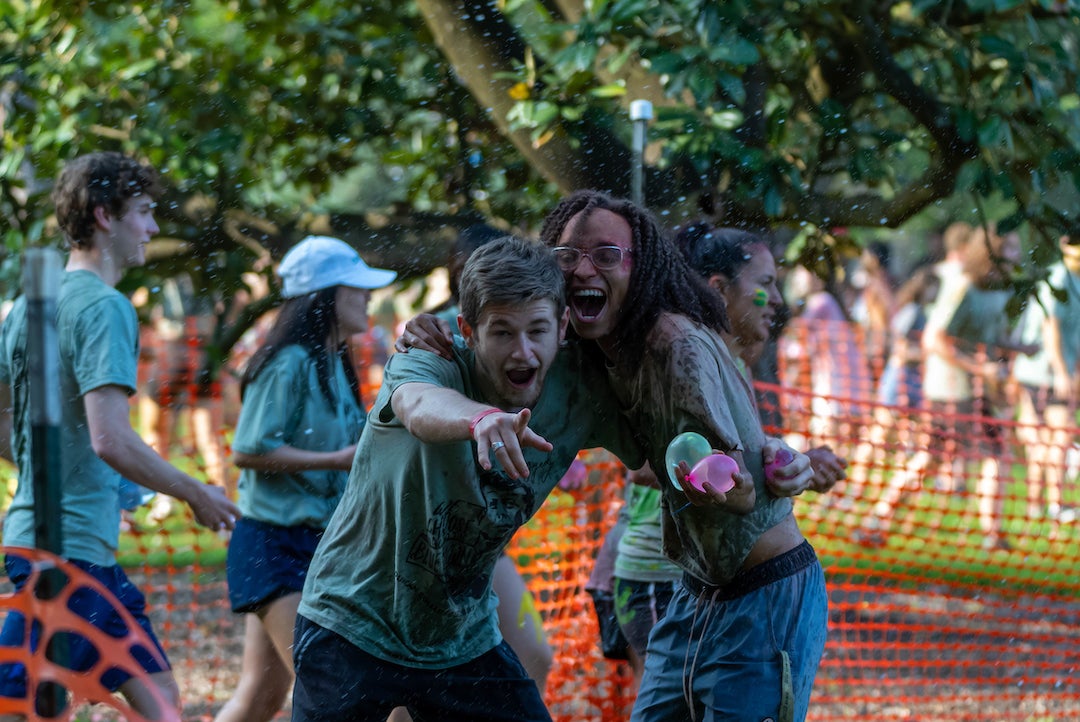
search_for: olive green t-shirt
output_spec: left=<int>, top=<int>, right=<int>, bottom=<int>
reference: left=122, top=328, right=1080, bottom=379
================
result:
left=298, top=339, right=642, bottom=668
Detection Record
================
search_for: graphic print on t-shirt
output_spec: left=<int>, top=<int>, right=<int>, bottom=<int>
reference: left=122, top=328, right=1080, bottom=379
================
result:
left=406, top=466, right=535, bottom=613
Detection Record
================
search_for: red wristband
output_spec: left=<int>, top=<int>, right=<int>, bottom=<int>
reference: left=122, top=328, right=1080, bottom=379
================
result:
left=469, top=408, right=502, bottom=439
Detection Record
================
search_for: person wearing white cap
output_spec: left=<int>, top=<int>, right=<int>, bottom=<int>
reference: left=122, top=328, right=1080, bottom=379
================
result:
left=215, top=236, right=396, bottom=722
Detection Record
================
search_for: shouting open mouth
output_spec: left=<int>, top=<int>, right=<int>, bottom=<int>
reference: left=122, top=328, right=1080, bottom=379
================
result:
left=570, top=288, right=607, bottom=321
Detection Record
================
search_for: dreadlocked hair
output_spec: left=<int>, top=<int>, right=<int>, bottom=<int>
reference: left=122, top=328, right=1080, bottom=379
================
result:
left=539, top=190, right=729, bottom=370
left=240, top=286, right=359, bottom=406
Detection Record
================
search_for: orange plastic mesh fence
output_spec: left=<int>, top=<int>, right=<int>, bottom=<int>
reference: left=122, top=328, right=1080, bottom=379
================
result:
left=1, top=318, right=1077, bottom=720
left=0, top=548, right=178, bottom=722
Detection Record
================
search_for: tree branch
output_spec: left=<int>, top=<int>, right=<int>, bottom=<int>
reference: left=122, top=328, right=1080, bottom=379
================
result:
left=851, top=10, right=978, bottom=162
left=415, top=0, right=601, bottom=193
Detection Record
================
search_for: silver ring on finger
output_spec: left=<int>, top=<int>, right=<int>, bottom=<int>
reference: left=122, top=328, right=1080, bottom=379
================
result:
left=491, top=441, right=506, bottom=452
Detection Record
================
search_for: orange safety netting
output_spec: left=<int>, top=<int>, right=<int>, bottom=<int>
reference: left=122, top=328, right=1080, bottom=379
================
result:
left=0, top=548, right=178, bottom=722
left=1, top=318, right=1077, bottom=720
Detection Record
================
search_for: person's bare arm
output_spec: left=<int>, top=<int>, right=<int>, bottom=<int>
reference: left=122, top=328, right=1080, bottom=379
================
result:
left=1041, top=314, right=1072, bottom=401
left=627, top=462, right=660, bottom=489
left=922, top=325, right=991, bottom=378
left=390, top=382, right=552, bottom=479
left=0, top=383, right=12, bottom=464
left=84, top=385, right=240, bottom=530
left=234, top=445, right=356, bottom=473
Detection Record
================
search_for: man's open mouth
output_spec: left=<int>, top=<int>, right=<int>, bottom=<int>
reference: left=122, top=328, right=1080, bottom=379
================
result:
left=506, top=368, right=537, bottom=387
left=571, top=289, right=607, bottom=320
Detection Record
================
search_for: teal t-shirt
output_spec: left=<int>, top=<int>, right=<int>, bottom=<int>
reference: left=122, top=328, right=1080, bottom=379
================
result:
left=946, top=286, right=1011, bottom=350
left=232, top=344, right=365, bottom=528
left=298, top=339, right=642, bottom=669
left=0, top=270, right=136, bottom=566
left=608, top=312, right=792, bottom=586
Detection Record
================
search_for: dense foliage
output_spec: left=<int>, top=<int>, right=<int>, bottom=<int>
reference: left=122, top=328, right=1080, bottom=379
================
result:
left=2, top=0, right=1078, bottom=354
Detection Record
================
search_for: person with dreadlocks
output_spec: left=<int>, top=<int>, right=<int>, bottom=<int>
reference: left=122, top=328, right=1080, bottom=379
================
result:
left=399, top=191, right=825, bottom=721
left=541, top=191, right=824, bottom=722
left=214, top=235, right=396, bottom=722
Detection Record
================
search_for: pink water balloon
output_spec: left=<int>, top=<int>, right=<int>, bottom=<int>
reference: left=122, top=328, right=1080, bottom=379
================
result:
left=764, top=448, right=794, bottom=480
left=682, top=453, right=739, bottom=494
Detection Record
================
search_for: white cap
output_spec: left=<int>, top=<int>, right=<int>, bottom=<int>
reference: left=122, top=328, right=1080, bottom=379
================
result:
left=278, top=235, right=397, bottom=298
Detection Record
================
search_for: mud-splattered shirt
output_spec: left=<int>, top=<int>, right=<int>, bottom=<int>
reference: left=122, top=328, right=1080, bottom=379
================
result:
left=298, top=338, right=641, bottom=668
left=607, top=313, right=792, bottom=585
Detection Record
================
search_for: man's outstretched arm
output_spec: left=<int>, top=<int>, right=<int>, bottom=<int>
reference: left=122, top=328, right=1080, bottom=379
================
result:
left=391, top=382, right=552, bottom=480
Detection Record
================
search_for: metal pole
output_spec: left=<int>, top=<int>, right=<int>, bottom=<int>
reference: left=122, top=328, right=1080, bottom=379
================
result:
left=24, top=248, right=66, bottom=716
left=24, top=248, right=63, bottom=554
left=629, top=99, right=653, bottom=206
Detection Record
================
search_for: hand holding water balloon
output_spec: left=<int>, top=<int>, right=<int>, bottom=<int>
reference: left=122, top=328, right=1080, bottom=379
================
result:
left=556, top=458, right=589, bottom=492
left=804, top=445, right=848, bottom=493
left=762, top=438, right=813, bottom=497
left=665, top=432, right=755, bottom=512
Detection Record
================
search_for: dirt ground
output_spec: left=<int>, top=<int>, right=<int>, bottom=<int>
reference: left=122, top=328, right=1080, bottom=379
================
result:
left=28, top=566, right=1080, bottom=721
left=145, top=570, right=1080, bottom=722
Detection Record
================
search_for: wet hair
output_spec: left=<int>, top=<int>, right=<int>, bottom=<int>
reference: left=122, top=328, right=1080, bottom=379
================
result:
left=241, top=286, right=359, bottom=406
left=459, top=236, right=566, bottom=328
left=52, top=152, right=162, bottom=249
left=538, top=190, right=729, bottom=369
left=674, top=222, right=765, bottom=282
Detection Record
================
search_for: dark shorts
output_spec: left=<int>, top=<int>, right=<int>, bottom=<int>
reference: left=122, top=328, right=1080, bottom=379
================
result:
left=612, top=578, right=675, bottom=658
left=226, top=518, right=322, bottom=614
left=0, top=555, right=169, bottom=697
left=291, top=614, right=551, bottom=722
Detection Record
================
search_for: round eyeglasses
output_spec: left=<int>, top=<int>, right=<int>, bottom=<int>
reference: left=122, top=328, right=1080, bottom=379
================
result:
left=552, top=245, right=632, bottom=271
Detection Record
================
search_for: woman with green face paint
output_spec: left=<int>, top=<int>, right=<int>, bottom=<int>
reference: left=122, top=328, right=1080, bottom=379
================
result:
left=675, top=225, right=784, bottom=368
left=676, top=224, right=848, bottom=496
